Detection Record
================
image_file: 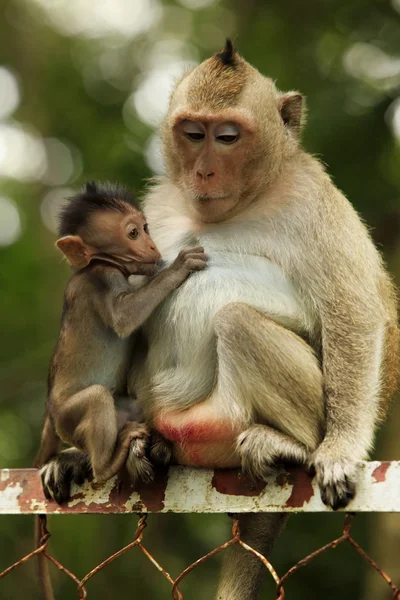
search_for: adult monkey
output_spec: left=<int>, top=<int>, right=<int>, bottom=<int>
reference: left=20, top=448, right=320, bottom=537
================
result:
left=128, top=40, right=399, bottom=600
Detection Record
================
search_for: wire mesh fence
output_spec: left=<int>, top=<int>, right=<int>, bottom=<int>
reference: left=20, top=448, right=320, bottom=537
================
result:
left=0, top=464, right=399, bottom=598
left=0, top=512, right=399, bottom=599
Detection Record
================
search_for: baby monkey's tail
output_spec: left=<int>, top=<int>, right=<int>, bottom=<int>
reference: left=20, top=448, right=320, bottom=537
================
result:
left=34, top=413, right=60, bottom=600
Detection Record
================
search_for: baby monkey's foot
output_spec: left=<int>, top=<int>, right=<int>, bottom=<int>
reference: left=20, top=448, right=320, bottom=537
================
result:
left=149, top=430, right=173, bottom=466
left=125, top=423, right=154, bottom=484
left=40, top=448, right=92, bottom=505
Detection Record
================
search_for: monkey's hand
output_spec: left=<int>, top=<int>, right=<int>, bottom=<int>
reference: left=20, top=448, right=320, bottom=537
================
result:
left=169, top=246, right=207, bottom=282
left=311, top=447, right=359, bottom=510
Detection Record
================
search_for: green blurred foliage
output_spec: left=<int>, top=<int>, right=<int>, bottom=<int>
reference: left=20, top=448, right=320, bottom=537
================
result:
left=0, top=0, right=399, bottom=598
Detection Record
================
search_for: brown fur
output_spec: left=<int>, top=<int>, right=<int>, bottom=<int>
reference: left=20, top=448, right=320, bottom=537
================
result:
left=187, top=48, right=248, bottom=111
left=35, top=186, right=207, bottom=600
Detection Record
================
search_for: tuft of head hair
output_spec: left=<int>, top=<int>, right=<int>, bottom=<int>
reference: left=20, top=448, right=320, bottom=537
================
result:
left=58, top=181, right=139, bottom=237
left=215, top=39, right=238, bottom=68
left=185, top=39, right=245, bottom=111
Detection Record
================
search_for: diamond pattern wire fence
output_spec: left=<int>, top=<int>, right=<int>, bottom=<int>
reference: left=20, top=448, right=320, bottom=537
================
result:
left=0, top=513, right=399, bottom=599
left=0, top=464, right=399, bottom=599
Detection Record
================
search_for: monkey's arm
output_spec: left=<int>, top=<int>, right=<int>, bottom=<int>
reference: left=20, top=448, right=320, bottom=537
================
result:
left=299, top=195, right=395, bottom=509
left=93, top=247, right=206, bottom=338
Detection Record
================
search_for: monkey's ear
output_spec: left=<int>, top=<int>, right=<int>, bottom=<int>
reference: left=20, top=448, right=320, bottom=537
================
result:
left=278, top=93, right=305, bottom=139
left=56, top=235, right=92, bottom=269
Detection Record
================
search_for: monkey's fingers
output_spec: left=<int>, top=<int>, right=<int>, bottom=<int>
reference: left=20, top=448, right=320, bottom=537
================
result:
left=180, top=246, right=205, bottom=255
left=184, top=258, right=208, bottom=271
left=319, top=476, right=356, bottom=510
left=183, top=252, right=208, bottom=261
left=313, top=457, right=358, bottom=510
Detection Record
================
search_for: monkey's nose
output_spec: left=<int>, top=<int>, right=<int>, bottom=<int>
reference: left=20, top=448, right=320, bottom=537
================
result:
left=196, top=170, right=214, bottom=181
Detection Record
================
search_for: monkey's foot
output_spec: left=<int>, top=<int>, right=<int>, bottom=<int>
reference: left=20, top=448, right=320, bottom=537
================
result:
left=125, top=427, right=154, bottom=484
left=237, top=425, right=308, bottom=481
left=40, top=448, right=92, bottom=505
left=149, top=430, right=173, bottom=466
left=312, top=453, right=358, bottom=510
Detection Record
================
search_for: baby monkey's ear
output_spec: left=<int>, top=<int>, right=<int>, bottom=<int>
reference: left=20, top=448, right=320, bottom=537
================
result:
left=56, top=235, right=92, bottom=269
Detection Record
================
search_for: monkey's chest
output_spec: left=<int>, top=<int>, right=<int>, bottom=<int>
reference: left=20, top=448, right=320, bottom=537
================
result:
left=162, top=251, right=312, bottom=335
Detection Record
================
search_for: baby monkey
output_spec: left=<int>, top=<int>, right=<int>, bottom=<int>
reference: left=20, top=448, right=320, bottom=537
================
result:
left=36, top=181, right=206, bottom=503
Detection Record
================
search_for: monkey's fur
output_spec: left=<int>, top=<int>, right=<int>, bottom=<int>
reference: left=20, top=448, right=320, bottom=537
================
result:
left=126, top=41, right=398, bottom=600
left=40, top=43, right=398, bottom=600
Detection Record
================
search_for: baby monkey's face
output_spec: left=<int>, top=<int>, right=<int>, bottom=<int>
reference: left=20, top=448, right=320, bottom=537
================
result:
left=86, top=207, right=161, bottom=274
left=56, top=205, right=161, bottom=275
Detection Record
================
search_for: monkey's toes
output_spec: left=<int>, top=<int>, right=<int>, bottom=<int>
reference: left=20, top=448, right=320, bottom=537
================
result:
left=40, top=451, right=92, bottom=505
left=319, top=476, right=356, bottom=510
left=126, top=441, right=154, bottom=484
left=237, top=431, right=276, bottom=482
left=149, top=435, right=173, bottom=466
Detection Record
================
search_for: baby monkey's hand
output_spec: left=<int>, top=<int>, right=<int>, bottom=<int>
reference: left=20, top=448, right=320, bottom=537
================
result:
left=170, top=246, right=207, bottom=280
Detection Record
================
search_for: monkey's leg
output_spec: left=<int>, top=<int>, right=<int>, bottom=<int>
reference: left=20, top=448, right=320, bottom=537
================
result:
left=54, top=385, right=150, bottom=482
left=214, top=302, right=325, bottom=468
left=213, top=303, right=324, bottom=600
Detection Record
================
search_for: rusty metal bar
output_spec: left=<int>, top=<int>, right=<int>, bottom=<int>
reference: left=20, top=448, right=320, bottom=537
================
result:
left=0, top=462, right=398, bottom=514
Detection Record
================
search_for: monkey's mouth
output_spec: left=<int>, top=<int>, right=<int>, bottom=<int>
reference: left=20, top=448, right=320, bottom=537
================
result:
left=196, top=195, right=226, bottom=203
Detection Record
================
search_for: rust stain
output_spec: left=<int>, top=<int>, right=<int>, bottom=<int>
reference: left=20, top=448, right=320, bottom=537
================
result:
left=134, top=467, right=169, bottom=511
left=372, top=462, right=390, bottom=483
left=212, top=469, right=266, bottom=497
left=107, top=474, right=133, bottom=512
left=285, top=467, right=314, bottom=508
left=0, top=469, right=47, bottom=511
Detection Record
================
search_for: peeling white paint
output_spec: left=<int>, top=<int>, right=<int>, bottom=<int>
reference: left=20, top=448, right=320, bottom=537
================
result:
left=69, top=475, right=118, bottom=507
left=0, top=482, right=23, bottom=515
left=1, top=469, right=10, bottom=482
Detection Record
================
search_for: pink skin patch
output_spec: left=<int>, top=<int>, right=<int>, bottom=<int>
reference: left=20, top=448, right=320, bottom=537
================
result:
left=153, top=403, right=243, bottom=468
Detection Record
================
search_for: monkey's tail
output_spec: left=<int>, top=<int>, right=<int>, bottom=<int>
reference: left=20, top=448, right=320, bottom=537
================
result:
left=34, top=413, right=60, bottom=600
left=34, top=516, right=55, bottom=600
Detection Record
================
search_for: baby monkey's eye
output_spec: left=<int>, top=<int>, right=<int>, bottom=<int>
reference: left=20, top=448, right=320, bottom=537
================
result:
left=144, top=224, right=149, bottom=234
left=129, top=228, right=139, bottom=240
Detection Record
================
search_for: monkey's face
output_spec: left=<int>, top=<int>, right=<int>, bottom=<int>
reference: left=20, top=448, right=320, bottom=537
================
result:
left=88, top=209, right=161, bottom=274
left=163, top=46, right=305, bottom=223
left=57, top=208, right=161, bottom=274
left=168, top=113, right=266, bottom=223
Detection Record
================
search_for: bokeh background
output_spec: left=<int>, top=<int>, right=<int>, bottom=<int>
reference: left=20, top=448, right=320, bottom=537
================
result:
left=0, top=0, right=399, bottom=598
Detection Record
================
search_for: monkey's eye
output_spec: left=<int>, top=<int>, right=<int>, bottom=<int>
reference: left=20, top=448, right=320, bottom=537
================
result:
left=144, top=224, right=149, bottom=234
left=129, top=228, right=139, bottom=240
left=182, top=121, right=205, bottom=142
left=216, top=134, right=239, bottom=144
left=215, top=124, right=239, bottom=144
left=186, top=132, right=205, bottom=141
